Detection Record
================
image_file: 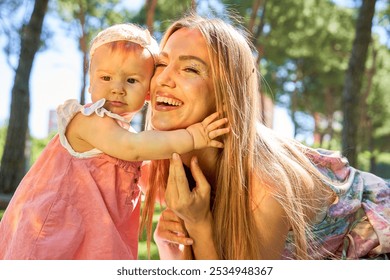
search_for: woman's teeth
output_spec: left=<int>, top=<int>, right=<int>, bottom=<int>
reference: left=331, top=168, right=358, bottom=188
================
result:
left=156, top=96, right=183, bottom=106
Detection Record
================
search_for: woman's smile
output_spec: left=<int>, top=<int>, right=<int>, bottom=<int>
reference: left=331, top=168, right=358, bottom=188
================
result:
left=155, top=94, right=183, bottom=111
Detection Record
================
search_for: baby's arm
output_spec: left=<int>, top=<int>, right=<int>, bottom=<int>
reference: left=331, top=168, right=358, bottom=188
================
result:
left=68, top=111, right=228, bottom=161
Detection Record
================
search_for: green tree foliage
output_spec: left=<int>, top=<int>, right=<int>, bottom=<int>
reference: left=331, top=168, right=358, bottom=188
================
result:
left=30, top=133, right=56, bottom=165
left=132, top=0, right=195, bottom=39
left=0, top=0, right=31, bottom=65
left=0, top=125, right=7, bottom=161
left=221, top=1, right=389, bottom=157
left=221, top=0, right=355, bottom=141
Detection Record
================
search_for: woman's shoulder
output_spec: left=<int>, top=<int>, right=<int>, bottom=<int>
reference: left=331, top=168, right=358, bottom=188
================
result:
left=250, top=172, right=291, bottom=258
left=250, top=173, right=288, bottom=225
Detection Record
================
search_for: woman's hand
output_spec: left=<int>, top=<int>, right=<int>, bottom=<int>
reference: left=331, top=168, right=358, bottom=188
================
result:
left=165, top=153, right=212, bottom=227
left=154, top=208, right=194, bottom=260
left=165, top=153, right=219, bottom=259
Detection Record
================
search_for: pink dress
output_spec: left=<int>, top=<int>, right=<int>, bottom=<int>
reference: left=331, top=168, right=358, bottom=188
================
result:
left=0, top=99, right=142, bottom=259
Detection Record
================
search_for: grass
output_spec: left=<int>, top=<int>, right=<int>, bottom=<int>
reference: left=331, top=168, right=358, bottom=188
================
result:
left=0, top=210, right=3, bottom=220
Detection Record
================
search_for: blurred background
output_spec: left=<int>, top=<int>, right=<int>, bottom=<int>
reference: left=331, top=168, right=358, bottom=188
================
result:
left=1, top=0, right=390, bottom=189
left=0, top=0, right=389, bottom=258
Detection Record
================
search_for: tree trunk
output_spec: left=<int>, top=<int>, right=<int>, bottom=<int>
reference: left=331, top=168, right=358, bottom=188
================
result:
left=362, top=45, right=377, bottom=173
left=0, top=0, right=49, bottom=194
left=79, top=40, right=88, bottom=105
left=248, top=0, right=263, bottom=33
left=312, top=112, right=322, bottom=147
left=139, top=0, right=159, bottom=130
left=291, top=89, right=299, bottom=138
left=146, top=0, right=158, bottom=34
left=341, top=0, right=376, bottom=167
left=324, top=87, right=335, bottom=150
left=246, top=0, right=268, bottom=125
left=78, top=2, right=87, bottom=105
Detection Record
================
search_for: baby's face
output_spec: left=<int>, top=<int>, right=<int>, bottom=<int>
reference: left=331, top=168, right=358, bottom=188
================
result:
left=89, top=43, right=155, bottom=116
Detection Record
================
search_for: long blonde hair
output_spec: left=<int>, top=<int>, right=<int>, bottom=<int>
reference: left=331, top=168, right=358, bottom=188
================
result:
left=141, top=14, right=330, bottom=260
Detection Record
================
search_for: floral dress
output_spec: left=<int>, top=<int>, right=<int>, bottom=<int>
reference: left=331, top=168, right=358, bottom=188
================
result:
left=0, top=99, right=142, bottom=259
left=283, top=149, right=390, bottom=259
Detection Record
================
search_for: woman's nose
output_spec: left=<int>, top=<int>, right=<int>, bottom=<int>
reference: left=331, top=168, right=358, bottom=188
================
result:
left=155, top=66, right=175, bottom=88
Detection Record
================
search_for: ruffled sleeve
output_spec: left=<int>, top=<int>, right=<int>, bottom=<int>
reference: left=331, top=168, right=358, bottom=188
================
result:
left=80, top=98, right=129, bottom=124
left=56, top=98, right=130, bottom=158
left=56, top=99, right=99, bottom=158
left=305, top=148, right=355, bottom=195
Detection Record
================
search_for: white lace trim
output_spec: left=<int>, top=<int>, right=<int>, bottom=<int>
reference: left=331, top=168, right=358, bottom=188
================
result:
left=56, top=98, right=130, bottom=158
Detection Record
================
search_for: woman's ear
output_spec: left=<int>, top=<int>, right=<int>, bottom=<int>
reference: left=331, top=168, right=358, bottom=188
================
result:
left=145, top=91, right=151, bottom=101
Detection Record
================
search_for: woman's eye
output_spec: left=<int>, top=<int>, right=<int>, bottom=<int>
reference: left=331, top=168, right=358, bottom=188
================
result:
left=101, top=76, right=111, bottom=81
left=184, top=67, right=199, bottom=74
left=127, top=78, right=137, bottom=84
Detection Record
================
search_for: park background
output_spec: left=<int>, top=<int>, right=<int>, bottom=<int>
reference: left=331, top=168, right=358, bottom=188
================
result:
left=0, top=0, right=389, bottom=259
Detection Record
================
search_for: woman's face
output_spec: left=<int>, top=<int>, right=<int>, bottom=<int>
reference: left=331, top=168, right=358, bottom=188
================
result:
left=150, top=27, right=216, bottom=131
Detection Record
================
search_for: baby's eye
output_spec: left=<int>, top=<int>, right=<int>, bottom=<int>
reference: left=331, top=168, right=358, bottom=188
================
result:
left=101, top=76, right=111, bottom=81
left=155, top=61, right=167, bottom=68
left=127, top=78, right=137, bottom=84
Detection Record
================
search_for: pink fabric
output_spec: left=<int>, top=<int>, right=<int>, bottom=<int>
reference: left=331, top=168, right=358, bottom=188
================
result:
left=0, top=135, right=142, bottom=259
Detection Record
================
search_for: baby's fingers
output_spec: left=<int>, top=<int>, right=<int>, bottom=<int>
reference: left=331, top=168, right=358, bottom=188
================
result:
left=207, top=117, right=228, bottom=131
left=208, top=127, right=230, bottom=140
left=201, top=112, right=220, bottom=126
left=209, top=140, right=224, bottom=148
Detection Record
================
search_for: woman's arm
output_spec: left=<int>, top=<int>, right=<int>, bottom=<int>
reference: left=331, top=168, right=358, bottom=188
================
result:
left=67, top=112, right=228, bottom=161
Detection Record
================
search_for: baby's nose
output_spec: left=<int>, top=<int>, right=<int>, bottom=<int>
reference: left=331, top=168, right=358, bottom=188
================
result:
left=111, top=82, right=126, bottom=95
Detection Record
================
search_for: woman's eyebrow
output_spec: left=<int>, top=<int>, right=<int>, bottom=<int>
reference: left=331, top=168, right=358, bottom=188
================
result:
left=179, top=55, right=208, bottom=67
left=159, top=52, right=208, bottom=68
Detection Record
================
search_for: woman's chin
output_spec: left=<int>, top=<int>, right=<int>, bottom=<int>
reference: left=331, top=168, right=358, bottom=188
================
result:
left=151, top=118, right=182, bottom=131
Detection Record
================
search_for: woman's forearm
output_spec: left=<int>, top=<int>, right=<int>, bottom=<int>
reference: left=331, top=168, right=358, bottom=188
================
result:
left=185, top=213, right=219, bottom=260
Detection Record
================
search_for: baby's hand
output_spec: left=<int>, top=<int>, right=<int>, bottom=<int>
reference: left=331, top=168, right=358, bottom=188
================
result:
left=186, top=112, right=229, bottom=150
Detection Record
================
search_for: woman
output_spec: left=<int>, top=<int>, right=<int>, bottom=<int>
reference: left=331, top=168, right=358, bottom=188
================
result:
left=141, top=14, right=390, bottom=260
